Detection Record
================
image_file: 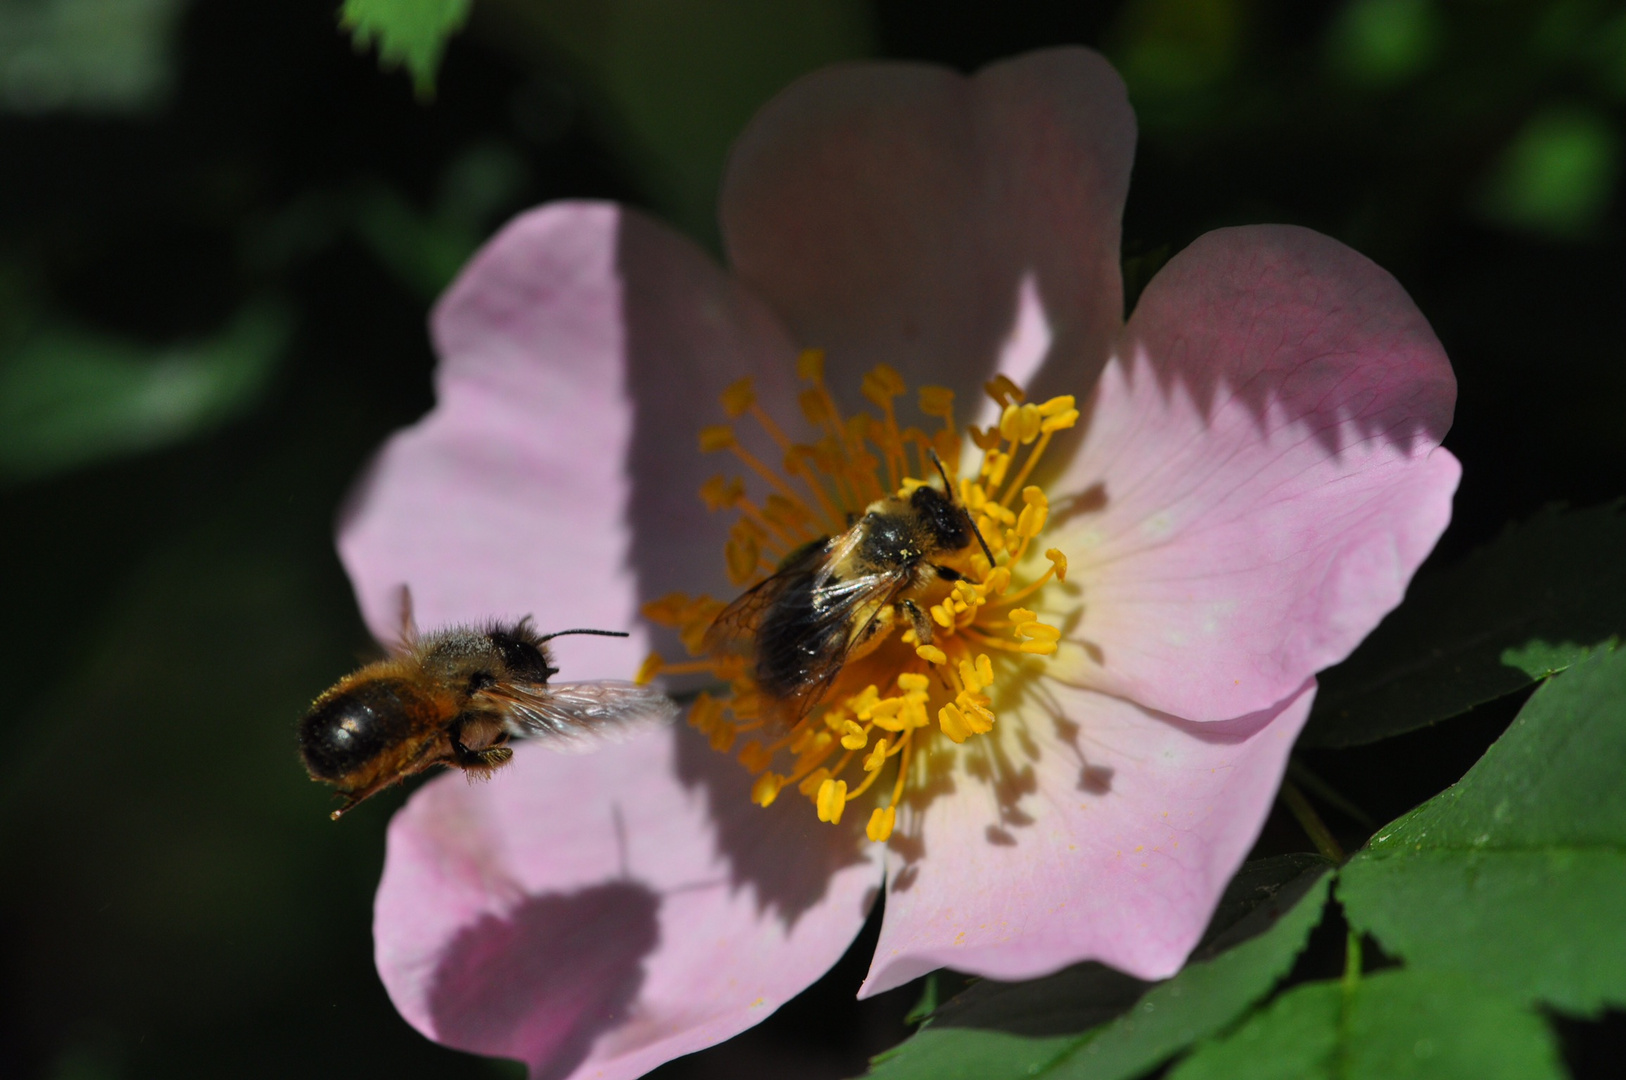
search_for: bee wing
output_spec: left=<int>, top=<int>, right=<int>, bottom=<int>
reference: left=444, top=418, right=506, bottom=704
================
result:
left=702, top=538, right=829, bottom=653
left=759, top=566, right=914, bottom=724
left=487, top=680, right=677, bottom=750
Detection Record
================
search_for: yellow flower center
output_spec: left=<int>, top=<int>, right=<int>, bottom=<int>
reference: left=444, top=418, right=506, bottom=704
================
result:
left=638, top=350, right=1078, bottom=843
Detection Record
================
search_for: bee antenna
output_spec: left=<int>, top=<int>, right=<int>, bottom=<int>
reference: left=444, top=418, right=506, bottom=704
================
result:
left=927, top=447, right=955, bottom=493
left=929, top=448, right=996, bottom=564
left=535, top=628, right=632, bottom=643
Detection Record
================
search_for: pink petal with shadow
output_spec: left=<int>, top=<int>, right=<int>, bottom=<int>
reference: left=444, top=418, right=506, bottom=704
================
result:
left=720, top=46, right=1133, bottom=403
left=337, top=201, right=798, bottom=679
left=1048, top=225, right=1459, bottom=722
left=378, top=724, right=883, bottom=1080
left=863, top=679, right=1315, bottom=996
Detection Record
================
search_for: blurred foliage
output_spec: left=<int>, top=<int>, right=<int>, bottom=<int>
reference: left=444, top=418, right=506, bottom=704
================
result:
left=478, top=0, right=875, bottom=241
left=340, top=0, right=470, bottom=97
left=0, top=301, right=288, bottom=482
left=0, top=0, right=1623, bottom=1078
left=0, top=0, right=187, bottom=113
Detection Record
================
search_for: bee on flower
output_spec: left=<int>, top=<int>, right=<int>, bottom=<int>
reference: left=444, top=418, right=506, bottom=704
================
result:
left=336, top=46, right=1458, bottom=1080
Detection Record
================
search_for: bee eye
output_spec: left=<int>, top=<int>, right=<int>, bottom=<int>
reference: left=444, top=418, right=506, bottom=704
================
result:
left=298, top=679, right=422, bottom=780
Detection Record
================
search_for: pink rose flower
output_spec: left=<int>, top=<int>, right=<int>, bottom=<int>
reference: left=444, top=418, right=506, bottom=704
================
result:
left=336, top=47, right=1458, bottom=1080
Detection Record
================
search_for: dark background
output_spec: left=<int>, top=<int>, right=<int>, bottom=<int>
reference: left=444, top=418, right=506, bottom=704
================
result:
left=1, top=0, right=1622, bottom=1077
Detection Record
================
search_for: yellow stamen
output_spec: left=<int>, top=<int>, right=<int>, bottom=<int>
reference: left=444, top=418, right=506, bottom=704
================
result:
left=866, top=804, right=896, bottom=843
left=664, top=359, right=1083, bottom=843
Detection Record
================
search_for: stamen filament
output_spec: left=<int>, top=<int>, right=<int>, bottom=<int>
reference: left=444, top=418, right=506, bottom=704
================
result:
left=728, top=443, right=821, bottom=523
left=667, top=362, right=1083, bottom=842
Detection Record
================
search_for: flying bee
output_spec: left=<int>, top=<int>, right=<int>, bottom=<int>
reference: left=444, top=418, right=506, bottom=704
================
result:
left=705, top=452, right=993, bottom=725
left=298, top=614, right=675, bottom=819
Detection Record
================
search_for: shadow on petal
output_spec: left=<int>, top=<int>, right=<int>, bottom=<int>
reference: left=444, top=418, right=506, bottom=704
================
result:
left=427, top=881, right=661, bottom=1079
left=671, top=721, right=875, bottom=930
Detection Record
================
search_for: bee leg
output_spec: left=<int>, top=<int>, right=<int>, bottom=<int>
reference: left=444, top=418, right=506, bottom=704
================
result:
left=933, top=564, right=963, bottom=582
left=449, top=724, right=514, bottom=772
left=898, top=599, right=934, bottom=645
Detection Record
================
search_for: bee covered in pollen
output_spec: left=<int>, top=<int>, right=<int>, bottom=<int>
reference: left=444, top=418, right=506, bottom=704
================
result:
left=703, top=451, right=993, bottom=727
left=298, top=610, right=675, bottom=819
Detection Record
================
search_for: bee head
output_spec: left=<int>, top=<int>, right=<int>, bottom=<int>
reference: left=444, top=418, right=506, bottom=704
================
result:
left=298, top=677, right=430, bottom=783
left=909, top=483, right=974, bottom=551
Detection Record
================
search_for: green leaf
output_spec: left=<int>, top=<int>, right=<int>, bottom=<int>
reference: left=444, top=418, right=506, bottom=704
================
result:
left=1168, top=970, right=1563, bottom=1080
left=0, top=302, right=289, bottom=484
left=1340, top=645, right=1626, bottom=1014
left=1303, top=501, right=1626, bottom=747
left=340, top=0, right=471, bottom=97
left=865, top=856, right=1331, bottom=1080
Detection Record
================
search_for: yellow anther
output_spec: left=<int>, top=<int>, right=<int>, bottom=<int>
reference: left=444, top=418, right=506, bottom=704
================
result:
left=1016, top=500, right=1048, bottom=539
left=816, top=778, right=848, bottom=823
left=916, top=644, right=948, bottom=665
left=840, top=720, right=869, bottom=750
left=634, top=653, right=663, bottom=685
left=1041, top=408, right=1080, bottom=433
left=728, top=689, right=760, bottom=719
left=799, top=767, right=832, bottom=797
left=699, top=425, right=735, bottom=453
left=931, top=603, right=955, bottom=629
left=709, top=722, right=735, bottom=752
left=737, top=741, right=774, bottom=773
left=1023, top=485, right=1048, bottom=508
left=699, top=474, right=743, bottom=511
left=799, top=389, right=829, bottom=426
left=640, top=592, right=690, bottom=626
left=725, top=535, right=759, bottom=585
left=985, top=374, right=1025, bottom=407
left=867, top=804, right=897, bottom=843
left=899, top=476, right=927, bottom=495
left=861, top=363, right=907, bottom=407
left=897, top=672, right=930, bottom=693
left=688, top=692, right=723, bottom=732
left=998, top=404, right=1023, bottom=442
left=975, top=653, right=994, bottom=686
left=969, top=424, right=1003, bottom=450
left=1046, top=548, right=1069, bottom=581
left=869, top=697, right=904, bottom=720
left=863, top=738, right=890, bottom=772
left=1038, top=395, right=1076, bottom=417
left=958, top=658, right=984, bottom=693
left=751, top=772, right=785, bottom=807
left=720, top=377, right=755, bottom=418
left=1019, top=639, right=1059, bottom=655
left=918, top=385, right=955, bottom=418
left=1016, top=622, right=1061, bottom=641
left=957, top=694, right=995, bottom=725
left=797, top=347, right=825, bottom=382
left=1009, top=608, right=1039, bottom=624
left=983, top=566, right=1011, bottom=596
left=939, top=701, right=992, bottom=743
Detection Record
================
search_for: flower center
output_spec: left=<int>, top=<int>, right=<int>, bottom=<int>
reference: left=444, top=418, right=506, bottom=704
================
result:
left=639, top=350, right=1078, bottom=843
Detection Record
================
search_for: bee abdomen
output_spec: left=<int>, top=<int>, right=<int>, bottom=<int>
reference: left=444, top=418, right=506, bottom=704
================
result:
left=298, top=678, right=430, bottom=780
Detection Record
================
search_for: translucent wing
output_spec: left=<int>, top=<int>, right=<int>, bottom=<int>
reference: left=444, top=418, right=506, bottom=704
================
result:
left=487, top=680, right=677, bottom=750
left=702, top=537, right=829, bottom=654
left=750, top=565, right=914, bottom=724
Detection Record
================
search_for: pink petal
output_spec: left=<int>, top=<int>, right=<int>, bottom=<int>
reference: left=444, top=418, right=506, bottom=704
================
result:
left=1048, top=225, right=1460, bottom=722
left=337, top=201, right=799, bottom=679
left=720, top=46, right=1133, bottom=402
left=862, top=680, right=1315, bottom=995
left=377, top=725, right=883, bottom=1080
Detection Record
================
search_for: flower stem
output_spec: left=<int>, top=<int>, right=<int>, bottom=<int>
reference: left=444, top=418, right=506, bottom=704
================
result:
left=1280, top=780, right=1346, bottom=863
